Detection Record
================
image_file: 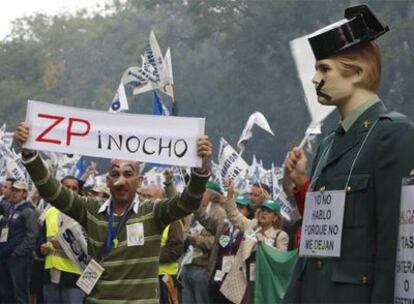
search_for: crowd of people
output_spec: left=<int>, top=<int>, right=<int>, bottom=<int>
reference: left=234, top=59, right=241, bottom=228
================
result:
left=1, top=4, right=413, bottom=304
left=0, top=157, right=296, bottom=304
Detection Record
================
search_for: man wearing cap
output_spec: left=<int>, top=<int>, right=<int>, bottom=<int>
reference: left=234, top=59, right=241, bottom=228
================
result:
left=14, top=122, right=212, bottom=303
left=284, top=5, right=414, bottom=303
left=0, top=180, right=39, bottom=304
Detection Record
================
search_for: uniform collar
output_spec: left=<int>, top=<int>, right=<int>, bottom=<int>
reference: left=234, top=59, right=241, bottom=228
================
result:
left=98, top=193, right=140, bottom=215
left=340, top=95, right=380, bottom=132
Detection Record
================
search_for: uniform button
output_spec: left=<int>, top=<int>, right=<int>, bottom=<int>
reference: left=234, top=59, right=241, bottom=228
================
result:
left=316, top=260, right=323, bottom=269
left=362, top=275, right=368, bottom=284
left=319, top=186, right=326, bottom=192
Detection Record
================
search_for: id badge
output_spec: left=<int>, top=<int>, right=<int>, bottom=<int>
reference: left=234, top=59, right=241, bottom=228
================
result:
left=50, top=269, right=61, bottom=284
left=222, top=255, right=235, bottom=273
left=126, top=223, right=144, bottom=246
left=249, top=263, right=256, bottom=282
left=214, top=269, right=225, bottom=281
left=76, top=259, right=105, bottom=295
left=219, top=235, right=231, bottom=248
left=0, top=228, right=9, bottom=243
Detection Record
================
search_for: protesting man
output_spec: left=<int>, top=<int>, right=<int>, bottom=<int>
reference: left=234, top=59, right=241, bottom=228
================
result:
left=14, top=122, right=212, bottom=303
left=39, top=176, right=84, bottom=303
left=249, top=182, right=271, bottom=211
left=283, top=5, right=414, bottom=303
left=0, top=180, right=39, bottom=304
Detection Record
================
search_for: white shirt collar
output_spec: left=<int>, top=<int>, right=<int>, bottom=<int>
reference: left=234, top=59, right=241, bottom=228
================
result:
left=97, top=193, right=140, bottom=215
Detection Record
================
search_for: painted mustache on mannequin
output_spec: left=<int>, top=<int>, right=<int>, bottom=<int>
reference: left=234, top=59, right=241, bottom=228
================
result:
left=315, top=80, right=332, bottom=101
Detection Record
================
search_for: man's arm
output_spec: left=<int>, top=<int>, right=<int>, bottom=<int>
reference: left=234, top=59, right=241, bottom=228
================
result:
left=222, top=197, right=251, bottom=233
left=15, top=122, right=99, bottom=228
left=155, top=169, right=210, bottom=228
left=194, top=205, right=224, bottom=236
left=155, top=136, right=212, bottom=227
left=23, top=154, right=98, bottom=228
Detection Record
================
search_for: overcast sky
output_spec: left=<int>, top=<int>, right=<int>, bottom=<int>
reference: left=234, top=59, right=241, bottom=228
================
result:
left=0, top=0, right=108, bottom=39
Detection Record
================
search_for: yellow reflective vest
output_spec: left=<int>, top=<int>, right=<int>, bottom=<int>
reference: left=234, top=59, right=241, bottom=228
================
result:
left=44, top=207, right=81, bottom=275
left=159, top=221, right=183, bottom=275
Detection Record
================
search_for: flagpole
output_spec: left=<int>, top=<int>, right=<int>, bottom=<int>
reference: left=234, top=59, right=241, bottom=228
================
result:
left=298, top=132, right=311, bottom=149
left=171, top=84, right=178, bottom=116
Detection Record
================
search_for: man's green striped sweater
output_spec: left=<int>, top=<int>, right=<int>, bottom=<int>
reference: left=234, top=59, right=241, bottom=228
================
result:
left=25, top=155, right=208, bottom=303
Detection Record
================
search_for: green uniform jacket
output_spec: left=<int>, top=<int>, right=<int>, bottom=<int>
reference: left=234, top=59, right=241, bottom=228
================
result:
left=284, top=102, right=414, bottom=303
left=24, top=154, right=209, bottom=303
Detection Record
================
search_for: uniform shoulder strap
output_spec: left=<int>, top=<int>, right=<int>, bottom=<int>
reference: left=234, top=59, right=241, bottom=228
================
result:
left=379, top=111, right=408, bottom=122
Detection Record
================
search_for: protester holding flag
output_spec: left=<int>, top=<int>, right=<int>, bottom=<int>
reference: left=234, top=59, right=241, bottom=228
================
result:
left=219, top=181, right=288, bottom=304
left=283, top=5, right=414, bottom=303
left=14, top=122, right=212, bottom=303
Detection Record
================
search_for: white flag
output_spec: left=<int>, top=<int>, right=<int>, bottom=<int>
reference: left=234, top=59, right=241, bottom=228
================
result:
left=289, top=35, right=335, bottom=125
left=160, top=48, right=175, bottom=101
left=218, top=138, right=249, bottom=189
left=237, top=112, right=275, bottom=154
left=109, top=82, right=129, bottom=112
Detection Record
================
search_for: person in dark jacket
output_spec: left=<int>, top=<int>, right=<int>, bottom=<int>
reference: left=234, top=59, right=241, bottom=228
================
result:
left=0, top=180, right=39, bottom=304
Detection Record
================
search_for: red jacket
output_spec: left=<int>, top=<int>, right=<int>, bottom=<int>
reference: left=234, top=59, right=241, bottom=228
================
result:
left=292, top=179, right=310, bottom=248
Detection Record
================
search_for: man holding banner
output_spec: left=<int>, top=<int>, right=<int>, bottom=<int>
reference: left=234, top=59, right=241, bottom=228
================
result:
left=284, top=5, right=414, bottom=303
left=14, top=121, right=212, bottom=303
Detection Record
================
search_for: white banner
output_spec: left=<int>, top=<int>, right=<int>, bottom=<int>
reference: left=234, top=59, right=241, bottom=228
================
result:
left=278, top=192, right=294, bottom=221
left=218, top=138, right=249, bottom=186
left=24, top=100, right=205, bottom=167
left=56, top=216, right=89, bottom=271
left=395, top=182, right=414, bottom=302
left=290, top=36, right=335, bottom=125
left=299, top=190, right=346, bottom=257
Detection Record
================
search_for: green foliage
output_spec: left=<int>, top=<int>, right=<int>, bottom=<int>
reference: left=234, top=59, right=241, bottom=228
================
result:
left=0, top=0, right=413, bottom=166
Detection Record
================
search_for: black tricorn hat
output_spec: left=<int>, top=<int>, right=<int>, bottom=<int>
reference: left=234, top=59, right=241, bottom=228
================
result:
left=308, top=4, right=389, bottom=60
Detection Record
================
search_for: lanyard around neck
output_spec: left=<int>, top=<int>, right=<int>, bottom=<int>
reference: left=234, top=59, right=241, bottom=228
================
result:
left=102, top=202, right=132, bottom=260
